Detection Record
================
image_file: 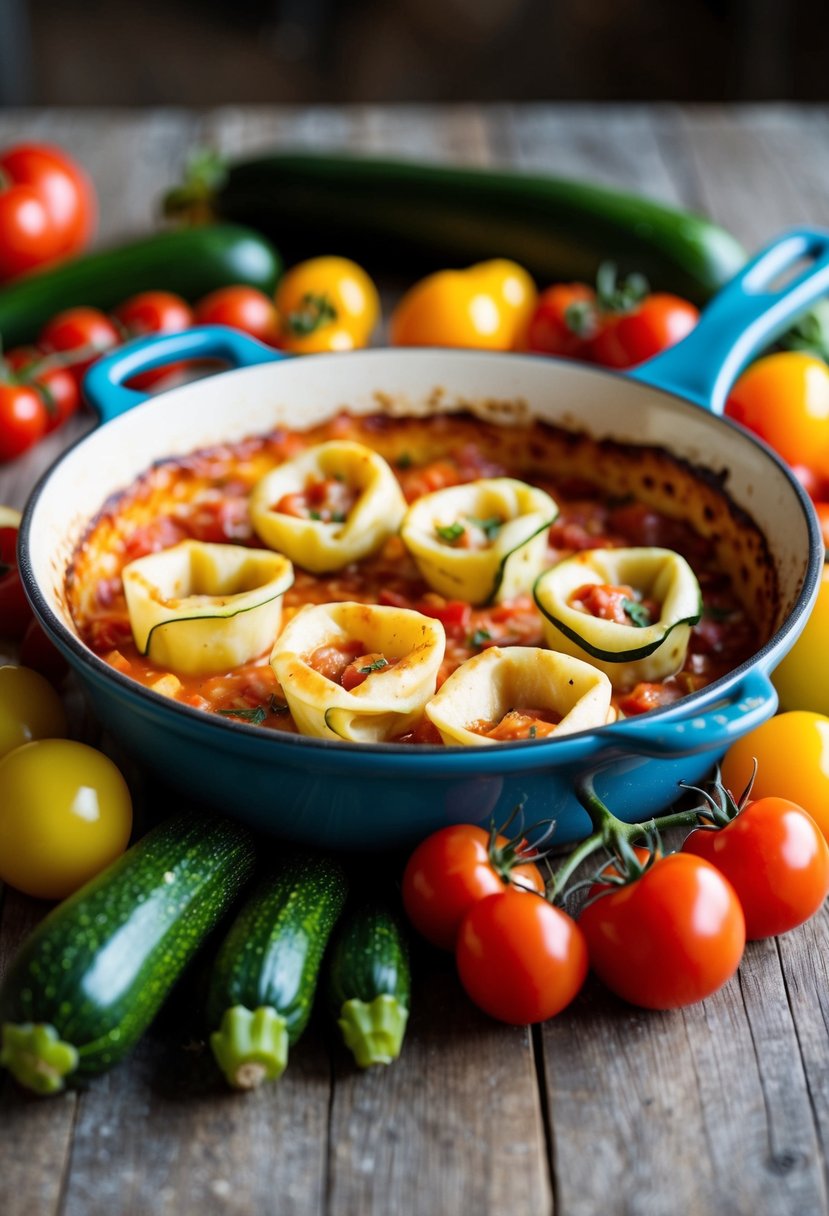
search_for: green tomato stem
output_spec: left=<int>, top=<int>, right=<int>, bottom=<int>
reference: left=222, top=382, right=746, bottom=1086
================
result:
left=338, top=995, right=409, bottom=1068
left=209, top=1005, right=288, bottom=1090
left=547, top=772, right=704, bottom=903
left=0, top=1022, right=79, bottom=1096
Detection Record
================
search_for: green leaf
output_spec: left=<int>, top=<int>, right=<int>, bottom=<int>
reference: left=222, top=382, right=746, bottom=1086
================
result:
left=396, top=452, right=413, bottom=469
left=470, top=628, right=491, bottom=647
left=436, top=521, right=466, bottom=544
left=359, top=657, right=389, bottom=674
left=219, top=706, right=267, bottom=724
left=285, top=292, right=338, bottom=337
left=268, top=696, right=290, bottom=715
left=622, top=598, right=652, bottom=628
left=468, top=515, right=503, bottom=540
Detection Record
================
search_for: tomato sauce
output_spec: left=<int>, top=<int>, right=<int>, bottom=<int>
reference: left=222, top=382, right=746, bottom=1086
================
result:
left=67, top=411, right=765, bottom=742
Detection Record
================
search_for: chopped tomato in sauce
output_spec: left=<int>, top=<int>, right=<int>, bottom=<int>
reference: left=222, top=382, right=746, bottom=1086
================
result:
left=275, top=476, right=357, bottom=523
left=570, top=582, right=659, bottom=627
left=470, top=707, right=561, bottom=741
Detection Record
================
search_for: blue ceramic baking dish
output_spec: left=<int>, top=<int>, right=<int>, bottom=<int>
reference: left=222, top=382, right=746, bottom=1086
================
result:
left=18, top=230, right=827, bottom=849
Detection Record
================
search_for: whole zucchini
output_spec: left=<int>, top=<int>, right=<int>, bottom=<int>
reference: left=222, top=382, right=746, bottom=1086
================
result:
left=0, top=224, right=282, bottom=347
left=166, top=151, right=746, bottom=305
left=206, top=852, right=348, bottom=1090
left=326, top=903, right=411, bottom=1068
left=0, top=813, right=255, bottom=1095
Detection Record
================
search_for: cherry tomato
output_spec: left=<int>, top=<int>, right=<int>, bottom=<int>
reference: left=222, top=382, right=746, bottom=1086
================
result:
left=390, top=260, right=535, bottom=351
left=0, top=507, right=31, bottom=637
left=0, top=663, right=66, bottom=758
left=0, top=143, right=96, bottom=280
left=0, top=380, right=49, bottom=460
left=402, top=823, right=545, bottom=950
left=683, top=797, right=829, bottom=939
left=526, top=282, right=599, bottom=359
left=5, top=345, right=80, bottom=431
left=39, top=306, right=120, bottom=386
left=579, top=853, right=745, bottom=1009
left=0, top=737, right=132, bottom=900
left=456, top=888, right=588, bottom=1024
left=19, top=617, right=69, bottom=685
left=591, top=293, right=699, bottom=369
left=114, top=290, right=194, bottom=388
left=725, top=352, right=829, bottom=479
left=773, top=564, right=829, bottom=714
left=194, top=285, right=279, bottom=345
left=275, top=256, right=380, bottom=348
left=721, top=711, right=829, bottom=841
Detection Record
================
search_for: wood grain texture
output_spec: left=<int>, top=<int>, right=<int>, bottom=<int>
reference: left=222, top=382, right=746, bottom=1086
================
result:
left=0, top=104, right=828, bottom=1216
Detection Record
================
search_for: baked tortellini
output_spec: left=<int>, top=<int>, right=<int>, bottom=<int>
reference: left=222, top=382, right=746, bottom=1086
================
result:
left=122, top=540, right=294, bottom=677
left=400, top=478, right=558, bottom=605
left=425, top=646, right=614, bottom=746
left=249, top=440, right=407, bottom=574
left=270, top=601, right=445, bottom=742
left=533, top=546, right=702, bottom=690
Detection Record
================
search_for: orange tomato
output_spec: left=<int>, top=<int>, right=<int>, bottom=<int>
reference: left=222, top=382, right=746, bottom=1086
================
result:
left=275, top=256, right=379, bottom=351
left=391, top=259, right=536, bottom=351
left=725, top=353, right=829, bottom=479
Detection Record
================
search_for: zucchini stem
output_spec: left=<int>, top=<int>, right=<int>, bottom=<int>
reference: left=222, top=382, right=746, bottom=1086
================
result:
left=338, top=995, right=409, bottom=1068
left=0, top=1023, right=79, bottom=1095
left=209, top=1005, right=289, bottom=1091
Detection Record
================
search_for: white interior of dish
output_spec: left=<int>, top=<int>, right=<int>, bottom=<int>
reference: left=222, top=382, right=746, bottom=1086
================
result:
left=26, top=348, right=809, bottom=632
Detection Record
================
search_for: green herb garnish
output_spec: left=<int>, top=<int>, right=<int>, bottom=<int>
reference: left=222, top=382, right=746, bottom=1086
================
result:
left=470, top=628, right=492, bottom=647
left=219, top=706, right=267, bottom=725
left=622, top=598, right=652, bottom=628
left=331, top=511, right=346, bottom=523
left=359, top=657, right=389, bottom=675
left=436, top=521, right=466, bottom=544
left=309, top=509, right=322, bottom=521
left=268, top=695, right=290, bottom=715
left=468, top=515, right=504, bottom=541
left=528, top=725, right=538, bottom=739
left=396, top=452, right=413, bottom=469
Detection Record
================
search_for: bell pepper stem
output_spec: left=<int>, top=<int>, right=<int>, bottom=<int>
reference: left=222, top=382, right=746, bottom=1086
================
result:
left=209, top=1005, right=288, bottom=1090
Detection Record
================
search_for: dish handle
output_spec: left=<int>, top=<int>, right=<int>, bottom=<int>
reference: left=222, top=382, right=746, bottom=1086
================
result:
left=604, top=670, right=776, bottom=758
left=83, top=325, right=286, bottom=423
left=628, top=228, right=829, bottom=413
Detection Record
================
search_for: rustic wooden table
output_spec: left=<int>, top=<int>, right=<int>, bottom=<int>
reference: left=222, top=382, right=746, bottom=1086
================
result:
left=1, top=104, right=828, bottom=1216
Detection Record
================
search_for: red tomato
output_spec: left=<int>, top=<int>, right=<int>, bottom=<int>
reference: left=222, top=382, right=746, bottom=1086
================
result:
left=0, top=382, right=48, bottom=460
left=19, top=617, right=69, bottom=685
left=0, top=143, right=96, bottom=280
left=683, top=797, right=829, bottom=939
left=579, top=853, right=745, bottom=1009
left=114, top=291, right=194, bottom=389
left=0, top=516, right=32, bottom=637
left=526, top=283, right=599, bottom=359
left=402, top=823, right=545, bottom=951
left=5, top=346, right=80, bottom=432
left=591, top=294, right=699, bottom=369
left=194, top=286, right=278, bottom=345
left=39, top=307, right=121, bottom=386
left=455, top=888, right=588, bottom=1024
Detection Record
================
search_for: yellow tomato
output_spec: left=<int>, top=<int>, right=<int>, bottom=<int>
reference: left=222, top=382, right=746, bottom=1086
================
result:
left=720, top=710, right=829, bottom=841
left=773, top=564, right=829, bottom=715
left=0, top=663, right=66, bottom=757
left=0, top=738, right=132, bottom=899
left=275, top=256, right=380, bottom=350
left=725, top=353, right=829, bottom=479
left=390, top=259, right=536, bottom=351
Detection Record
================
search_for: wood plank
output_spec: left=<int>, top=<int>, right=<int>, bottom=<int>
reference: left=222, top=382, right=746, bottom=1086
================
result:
left=0, top=889, right=78, bottom=1216
left=58, top=1026, right=331, bottom=1216
left=326, top=961, right=551, bottom=1216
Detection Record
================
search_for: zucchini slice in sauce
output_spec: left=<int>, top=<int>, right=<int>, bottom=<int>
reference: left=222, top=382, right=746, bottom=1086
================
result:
left=122, top=540, right=293, bottom=677
left=206, top=853, right=348, bottom=1090
left=533, top=547, right=702, bottom=690
left=400, top=478, right=558, bottom=606
left=326, top=903, right=411, bottom=1068
left=249, top=440, right=407, bottom=574
left=270, top=601, right=445, bottom=742
left=425, top=645, right=614, bottom=746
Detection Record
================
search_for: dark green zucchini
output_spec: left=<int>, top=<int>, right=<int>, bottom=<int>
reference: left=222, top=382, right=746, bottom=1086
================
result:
left=165, top=151, right=746, bottom=305
left=0, top=813, right=256, bottom=1095
left=0, top=224, right=282, bottom=347
left=327, top=903, right=411, bottom=1068
left=206, top=852, right=348, bottom=1090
